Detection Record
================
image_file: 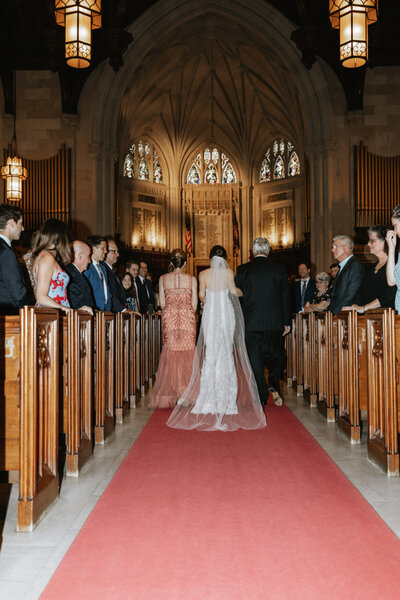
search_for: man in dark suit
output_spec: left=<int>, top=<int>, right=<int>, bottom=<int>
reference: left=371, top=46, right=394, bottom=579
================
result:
left=65, top=240, right=94, bottom=313
left=137, top=261, right=154, bottom=314
left=293, top=262, right=317, bottom=312
left=84, top=235, right=112, bottom=311
left=235, top=237, right=291, bottom=406
left=103, top=237, right=140, bottom=314
left=330, top=235, right=364, bottom=315
left=125, top=260, right=140, bottom=311
left=0, top=203, right=29, bottom=315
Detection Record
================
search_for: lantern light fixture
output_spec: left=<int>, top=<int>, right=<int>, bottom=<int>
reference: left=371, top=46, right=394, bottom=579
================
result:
left=55, top=1, right=102, bottom=69
left=1, top=135, right=28, bottom=204
left=329, top=0, right=378, bottom=68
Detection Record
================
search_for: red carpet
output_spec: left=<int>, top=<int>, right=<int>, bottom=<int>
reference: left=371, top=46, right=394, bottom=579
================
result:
left=41, top=405, right=400, bottom=599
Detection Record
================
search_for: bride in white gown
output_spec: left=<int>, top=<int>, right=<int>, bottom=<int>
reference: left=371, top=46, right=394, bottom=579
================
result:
left=167, top=245, right=266, bottom=431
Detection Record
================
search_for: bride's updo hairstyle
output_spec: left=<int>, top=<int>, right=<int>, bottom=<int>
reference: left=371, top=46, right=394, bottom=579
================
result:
left=209, top=245, right=227, bottom=260
left=170, top=248, right=187, bottom=269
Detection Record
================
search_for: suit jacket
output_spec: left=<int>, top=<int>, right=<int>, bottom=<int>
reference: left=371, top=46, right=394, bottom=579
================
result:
left=136, top=276, right=154, bottom=314
left=65, top=263, right=95, bottom=309
left=330, top=256, right=364, bottom=315
left=293, top=278, right=317, bottom=312
left=0, top=238, right=29, bottom=315
left=84, top=261, right=112, bottom=311
left=102, top=262, right=126, bottom=313
left=235, top=256, right=291, bottom=331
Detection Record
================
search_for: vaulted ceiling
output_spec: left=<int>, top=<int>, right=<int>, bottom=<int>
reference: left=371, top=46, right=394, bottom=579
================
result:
left=1, top=0, right=399, bottom=113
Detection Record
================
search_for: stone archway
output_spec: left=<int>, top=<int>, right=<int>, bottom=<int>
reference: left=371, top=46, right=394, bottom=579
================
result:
left=76, top=0, right=346, bottom=269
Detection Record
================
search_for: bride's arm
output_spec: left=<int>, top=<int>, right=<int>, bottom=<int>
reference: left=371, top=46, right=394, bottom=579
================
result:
left=191, top=276, right=198, bottom=312
left=228, top=269, right=243, bottom=297
left=199, top=271, right=206, bottom=304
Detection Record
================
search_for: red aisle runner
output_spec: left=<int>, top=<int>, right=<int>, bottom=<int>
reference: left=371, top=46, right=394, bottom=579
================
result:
left=41, top=406, right=400, bottom=599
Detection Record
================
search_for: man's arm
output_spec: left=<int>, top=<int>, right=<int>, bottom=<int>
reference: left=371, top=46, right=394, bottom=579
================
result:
left=0, top=250, right=29, bottom=309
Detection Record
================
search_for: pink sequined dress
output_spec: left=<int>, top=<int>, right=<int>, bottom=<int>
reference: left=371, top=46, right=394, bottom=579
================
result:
left=149, top=272, right=196, bottom=408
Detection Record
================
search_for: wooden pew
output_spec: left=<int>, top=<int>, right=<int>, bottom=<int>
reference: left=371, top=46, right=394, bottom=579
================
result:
left=94, top=311, right=115, bottom=444
left=293, top=313, right=304, bottom=395
left=285, top=316, right=295, bottom=387
left=115, top=312, right=131, bottom=424
left=336, top=311, right=368, bottom=443
left=366, top=309, right=399, bottom=476
left=140, top=315, right=149, bottom=397
left=129, top=313, right=141, bottom=408
left=302, top=313, right=318, bottom=407
left=19, top=307, right=60, bottom=531
left=315, top=311, right=336, bottom=422
left=62, top=310, right=93, bottom=476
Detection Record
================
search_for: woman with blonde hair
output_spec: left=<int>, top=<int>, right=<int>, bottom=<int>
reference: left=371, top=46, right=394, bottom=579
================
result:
left=32, top=218, right=72, bottom=311
left=149, top=249, right=198, bottom=408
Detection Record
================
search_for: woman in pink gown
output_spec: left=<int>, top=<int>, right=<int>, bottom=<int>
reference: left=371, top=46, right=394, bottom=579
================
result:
left=149, top=249, right=198, bottom=408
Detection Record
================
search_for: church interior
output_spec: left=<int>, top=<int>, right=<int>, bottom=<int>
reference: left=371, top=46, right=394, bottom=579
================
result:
left=1, top=1, right=400, bottom=598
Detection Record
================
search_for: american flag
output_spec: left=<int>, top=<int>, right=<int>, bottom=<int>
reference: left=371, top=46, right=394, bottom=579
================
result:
left=185, top=210, right=192, bottom=253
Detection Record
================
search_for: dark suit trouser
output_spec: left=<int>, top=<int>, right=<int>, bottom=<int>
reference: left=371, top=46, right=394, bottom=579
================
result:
left=245, top=330, right=284, bottom=404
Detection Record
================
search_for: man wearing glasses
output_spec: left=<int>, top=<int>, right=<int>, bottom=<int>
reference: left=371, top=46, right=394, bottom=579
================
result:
left=330, top=235, right=364, bottom=314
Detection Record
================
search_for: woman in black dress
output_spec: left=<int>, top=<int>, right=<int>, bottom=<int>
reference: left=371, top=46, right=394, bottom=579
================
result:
left=343, top=225, right=395, bottom=313
left=303, top=272, right=331, bottom=312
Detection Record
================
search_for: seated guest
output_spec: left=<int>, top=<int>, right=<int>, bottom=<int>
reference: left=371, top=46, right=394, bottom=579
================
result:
left=84, top=235, right=112, bottom=311
left=32, top=218, right=72, bottom=311
left=303, top=272, right=331, bottom=312
left=343, top=225, right=395, bottom=313
left=386, top=205, right=400, bottom=313
left=329, top=262, right=340, bottom=289
left=330, top=235, right=364, bottom=315
left=125, top=260, right=141, bottom=311
left=293, top=262, right=317, bottom=312
left=0, top=203, right=29, bottom=314
left=120, top=272, right=138, bottom=311
left=137, top=261, right=155, bottom=314
left=65, top=240, right=94, bottom=313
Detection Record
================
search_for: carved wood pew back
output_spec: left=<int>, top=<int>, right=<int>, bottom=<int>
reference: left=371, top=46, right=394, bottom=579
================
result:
left=140, top=315, right=149, bottom=396
left=94, top=311, right=115, bottom=444
left=285, top=316, right=295, bottom=387
left=301, top=313, right=318, bottom=407
left=315, top=312, right=336, bottom=422
left=115, top=312, right=131, bottom=424
left=366, top=309, right=399, bottom=476
left=129, top=313, right=141, bottom=408
left=19, top=307, right=60, bottom=531
left=61, top=310, right=93, bottom=476
left=294, top=313, right=304, bottom=395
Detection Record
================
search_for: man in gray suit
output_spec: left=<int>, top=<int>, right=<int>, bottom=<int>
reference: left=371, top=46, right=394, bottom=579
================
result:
left=330, top=235, right=364, bottom=315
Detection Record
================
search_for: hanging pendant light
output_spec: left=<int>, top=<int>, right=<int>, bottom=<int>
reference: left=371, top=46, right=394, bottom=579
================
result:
left=329, top=0, right=378, bottom=68
left=1, top=137, right=28, bottom=204
left=55, top=1, right=102, bottom=69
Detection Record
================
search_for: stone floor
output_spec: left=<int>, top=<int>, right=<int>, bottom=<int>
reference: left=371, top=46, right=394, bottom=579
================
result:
left=1, top=386, right=400, bottom=600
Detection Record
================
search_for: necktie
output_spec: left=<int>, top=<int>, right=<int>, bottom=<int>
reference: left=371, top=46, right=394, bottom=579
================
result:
left=301, top=280, right=307, bottom=309
left=96, top=264, right=108, bottom=304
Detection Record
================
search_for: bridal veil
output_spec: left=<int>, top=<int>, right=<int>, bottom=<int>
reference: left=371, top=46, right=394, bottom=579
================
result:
left=167, top=256, right=266, bottom=431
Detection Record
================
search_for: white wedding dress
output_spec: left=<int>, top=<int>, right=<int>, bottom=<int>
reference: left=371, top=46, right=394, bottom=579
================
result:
left=167, top=256, right=266, bottom=431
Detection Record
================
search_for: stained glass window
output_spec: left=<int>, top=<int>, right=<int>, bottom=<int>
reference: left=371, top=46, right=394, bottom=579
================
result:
left=145, top=143, right=151, bottom=156
left=138, top=140, right=144, bottom=156
left=186, top=146, right=237, bottom=184
left=259, top=139, right=300, bottom=183
left=259, top=158, right=271, bottom=183
left=139, top=157, right=149, bottom=180
left=153, top=151, right=163, bottom=184
left=288, top=152, right=300, bottom=177
left=204, top=163, right=218, bottom=184
left=124, top=154, right=134, bottom=178
left=222, top=163, right=236, bottom=184
left=187, top=164, right=201, bottom=185
left=274, top=156, right=285, bottom=179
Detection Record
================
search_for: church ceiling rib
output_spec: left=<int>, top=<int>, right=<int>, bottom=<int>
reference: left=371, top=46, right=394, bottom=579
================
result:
left=120, top=17, right=306, bottom=181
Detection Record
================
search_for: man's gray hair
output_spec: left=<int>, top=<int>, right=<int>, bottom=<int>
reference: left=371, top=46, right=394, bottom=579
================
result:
left=333, top=235, right=354, bottom=251
left=252, top=237, right=270, bottom=256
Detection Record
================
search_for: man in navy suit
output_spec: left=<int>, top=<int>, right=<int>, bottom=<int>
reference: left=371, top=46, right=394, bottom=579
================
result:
left=0, top=204, right=29, bottom=315
left=65, top=240, right=94, bottom=313
left=293, top=262, right=317, bottom=312
left=137, top=261, right=154, bottom=314
left=330, top=235, right=364, bottom=314
left=102, top=238, right=140, bottom=314
left=84, top=235, right=112, bottom=311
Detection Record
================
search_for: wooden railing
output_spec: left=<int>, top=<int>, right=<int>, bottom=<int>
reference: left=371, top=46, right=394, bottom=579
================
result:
left=286, top=309, right=400, bottom=476
left=0, top=308, right=162, bottom=531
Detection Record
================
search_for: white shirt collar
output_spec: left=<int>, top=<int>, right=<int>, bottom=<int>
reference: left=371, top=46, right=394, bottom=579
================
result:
left=339, top=255, right=353, bottom=269
left=0, top=233, right=11, bottom=247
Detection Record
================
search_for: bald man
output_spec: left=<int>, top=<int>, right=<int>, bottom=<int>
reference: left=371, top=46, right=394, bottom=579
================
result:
left=65, top=240, right=94, bottom=314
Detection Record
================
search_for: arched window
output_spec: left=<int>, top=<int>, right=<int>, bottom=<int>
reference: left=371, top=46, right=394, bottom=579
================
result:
left=123, top=140, right=164, bottom=184
left=259, top=139, right=300, bottom=183
left=186, top=146, right=237, bottom=185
